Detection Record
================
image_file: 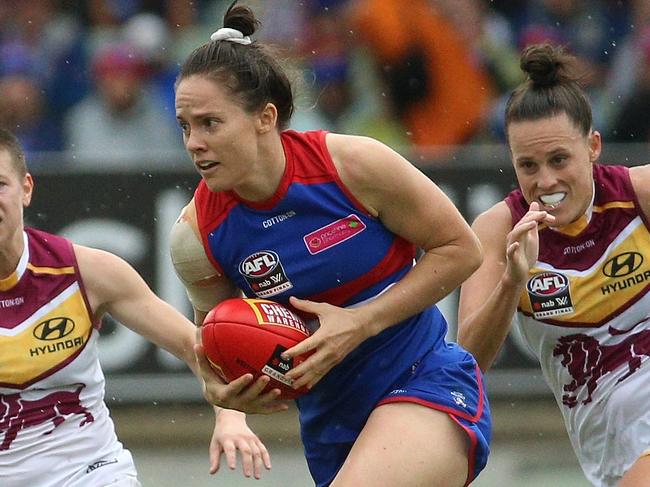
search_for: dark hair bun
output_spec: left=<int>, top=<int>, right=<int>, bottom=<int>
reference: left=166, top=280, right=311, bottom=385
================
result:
left=520, top=43, right=564, bottom=87
left=223, top=1, right=260, bottom=37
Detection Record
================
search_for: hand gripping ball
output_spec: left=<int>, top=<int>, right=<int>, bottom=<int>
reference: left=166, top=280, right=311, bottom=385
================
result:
left=201, top=298, right=312, bottom=399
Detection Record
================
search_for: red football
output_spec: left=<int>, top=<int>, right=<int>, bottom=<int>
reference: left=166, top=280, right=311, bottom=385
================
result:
left=201, top=297, right=313, bottom=399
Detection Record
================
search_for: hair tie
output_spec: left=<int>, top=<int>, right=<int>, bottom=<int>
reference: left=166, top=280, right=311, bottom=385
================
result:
left=210, top=27, right=252, bottom=45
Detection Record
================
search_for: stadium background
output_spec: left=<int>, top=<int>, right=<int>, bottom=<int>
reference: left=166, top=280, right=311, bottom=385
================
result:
left=3, top=0, right=649, bottom=485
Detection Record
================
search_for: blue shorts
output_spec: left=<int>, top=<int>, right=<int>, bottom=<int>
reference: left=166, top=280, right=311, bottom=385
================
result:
left=301, top=344, right=492, bottom=486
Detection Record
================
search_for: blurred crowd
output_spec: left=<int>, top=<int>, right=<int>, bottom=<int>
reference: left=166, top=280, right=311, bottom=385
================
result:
left=0, top=0, right=647, bottom=170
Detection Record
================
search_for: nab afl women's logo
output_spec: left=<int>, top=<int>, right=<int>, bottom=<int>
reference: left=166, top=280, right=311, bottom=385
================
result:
left=527, top=271, right=569, bottom=296
left=526, top=271, right=574, bottom=319
left=239, top=251, right=280, bottom=277
left=239, top=251, right=293, bottom=298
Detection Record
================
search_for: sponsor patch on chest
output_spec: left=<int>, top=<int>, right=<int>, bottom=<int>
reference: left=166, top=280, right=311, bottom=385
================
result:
left=238, top=250, right=293, bottom=298
left=303, top=214, right=366, bottom=255
left=527, top=271, right=574, bottom=318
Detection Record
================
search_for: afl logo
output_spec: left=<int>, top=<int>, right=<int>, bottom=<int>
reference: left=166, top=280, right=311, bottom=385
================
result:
left=602, top=252, right=643, bottom=277
left=527, top=272, right=569, bottom=297
left=239, top=251, right=280, bottom=277
left=33, top=317, right=75, bottom=341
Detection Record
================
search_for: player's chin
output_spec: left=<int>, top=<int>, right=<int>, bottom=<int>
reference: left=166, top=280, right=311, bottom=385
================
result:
left=201, top=176, right=228, bottom=193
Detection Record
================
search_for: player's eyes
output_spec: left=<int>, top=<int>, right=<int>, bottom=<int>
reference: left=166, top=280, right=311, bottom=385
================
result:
left=517, top=161, right=536, bottom=171
left=551, top=155, right=567, bottom=164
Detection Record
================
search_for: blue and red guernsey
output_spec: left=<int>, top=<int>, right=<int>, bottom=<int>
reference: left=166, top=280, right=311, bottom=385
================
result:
left=195, top=130, right=416, bottom=307
left=195, top=130, right=451, bottom=428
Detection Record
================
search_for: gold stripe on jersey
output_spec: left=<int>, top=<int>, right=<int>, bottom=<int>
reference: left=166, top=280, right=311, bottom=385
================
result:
left=26, top=264, right=75, bottom=275
left=519, top=219, right=650, bottom=325
left=594, top=201, right=635, bottom=212
left=0, top=272, right=19, bottom=291
left=549, top=202, right=636, bottom=238
left=554, top=214, right=590, bottom=237
left=0, top=288, right=92, bottom=387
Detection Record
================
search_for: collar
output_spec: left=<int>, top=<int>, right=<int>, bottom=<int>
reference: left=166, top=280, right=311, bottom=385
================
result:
left=550, top=181, right=596, bottom=237
left=0, top=232, right=29, bottom=291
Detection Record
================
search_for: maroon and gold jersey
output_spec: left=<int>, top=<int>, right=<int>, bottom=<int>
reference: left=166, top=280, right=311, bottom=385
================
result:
left=505, top=164, right=650, bottom=486
left=0, top=228, right=137, bottom=486
left=0, top=228, right=94, bottom=388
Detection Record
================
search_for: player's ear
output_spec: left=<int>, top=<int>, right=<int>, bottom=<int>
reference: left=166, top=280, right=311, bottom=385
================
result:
left=22, top=173, right=34, bottom=207
left=256, top=103, right=278, bottom=134
left=588, top=130, right=601, bottom=163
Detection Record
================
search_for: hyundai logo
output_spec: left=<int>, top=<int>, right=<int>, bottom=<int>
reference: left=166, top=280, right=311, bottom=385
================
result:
left=33, top=317, right=75, bottom=341
left=603, top=252, right=644, bottom=278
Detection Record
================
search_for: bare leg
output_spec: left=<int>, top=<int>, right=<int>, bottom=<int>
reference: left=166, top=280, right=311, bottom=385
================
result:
left=618, top=454, right=650, bottom=487
left=331, top=403, right=469, bottom=487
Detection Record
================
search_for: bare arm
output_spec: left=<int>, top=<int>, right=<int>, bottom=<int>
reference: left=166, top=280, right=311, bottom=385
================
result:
left=170, top=200, right=288, bottom=415
left=457, top=201, right=554, bottom=371
left=76, top=228, right=273, bottom=478
left=76, top=244, right=198, bottom=371
left=331, top=133, right=482, bottom=334
left=284, top=133, right=483, bottom=388
left=170, top=198, right=240, bottom=323
left=170, top=206, right=279, bottom=476
left=630, top=164, right=650, bottom=219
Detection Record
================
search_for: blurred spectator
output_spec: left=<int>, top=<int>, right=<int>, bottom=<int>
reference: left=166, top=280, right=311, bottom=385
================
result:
left=0, top=0, right=641, bottom=165
left=609, top=26, right=650, bottom=143
left=63, top=43, right=184, bottom=168
left=2, top=0, right=89, bottom=114
left=434, top=0, right=522, bottom=142
left=602, top=0, right=650, bottom=137
left=123, top=12, right=178, bottom=122
left=290, top=1, right=407, bottom=148
left=436, top=0, right=521, bottom=96
left=0, top=0, right=88, bottom=162
left=351, top=0, right=495, bottom=155
left=510, top=0, right=630, bottom=128
left=0, top=75, right=63, bottom=160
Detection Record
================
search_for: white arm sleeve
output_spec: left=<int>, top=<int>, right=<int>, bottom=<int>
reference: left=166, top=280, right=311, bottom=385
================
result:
left=169, top=216, right=224, bottom=313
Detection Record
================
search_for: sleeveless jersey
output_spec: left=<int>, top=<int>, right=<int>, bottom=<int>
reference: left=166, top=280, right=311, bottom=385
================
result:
left=506, top=164, right=650, bottom=486
left=194, top=130, right=461, bottom=440
left=0, top=228, right=136, bottom=487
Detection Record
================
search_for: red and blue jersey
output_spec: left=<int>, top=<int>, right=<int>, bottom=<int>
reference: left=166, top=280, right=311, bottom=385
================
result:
left=195, top=130, right=416, bottom=307
left=195, top=130, right=490, bottom=485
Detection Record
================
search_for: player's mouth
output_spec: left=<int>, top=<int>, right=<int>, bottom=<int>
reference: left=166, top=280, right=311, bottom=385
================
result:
left=539, top=192, right=566, bottom=210
left=195, top=160, right=220, bottom=172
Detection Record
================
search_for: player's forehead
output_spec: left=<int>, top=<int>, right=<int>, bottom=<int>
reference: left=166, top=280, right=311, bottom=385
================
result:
left=509, top=114, right=583, bottom=158
left=175, top=75, right=239, bottom=117
left=0, top=149, right=16, bottom=176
